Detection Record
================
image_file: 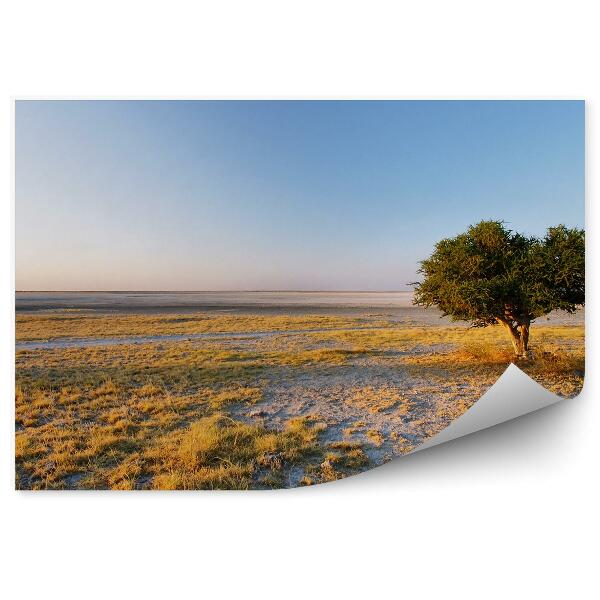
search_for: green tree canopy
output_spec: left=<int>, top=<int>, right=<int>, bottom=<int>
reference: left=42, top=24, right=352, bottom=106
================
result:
left=413, top=221, right=585, bottom=357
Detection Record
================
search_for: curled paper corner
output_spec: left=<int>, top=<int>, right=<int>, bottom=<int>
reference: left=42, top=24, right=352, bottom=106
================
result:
left=411, top=363, right=563, bottom=454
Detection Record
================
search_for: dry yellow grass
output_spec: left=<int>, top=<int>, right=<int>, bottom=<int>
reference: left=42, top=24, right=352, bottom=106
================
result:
left=366, top=430, right=384, bottom=446
left=15, top=375, right=347, bottom=489
left=401, top=334, right=584, bottom=398
left=15, top=320, right=377, bottom=488
left=347, top=386, right=414, bottom=414
left=309, top=323, right=583, bottom=353
left=15, top=311, right=584, bottom=489
left=146, top=414, right=324, bottom=490
left=16, top=312, right=392, bottom=341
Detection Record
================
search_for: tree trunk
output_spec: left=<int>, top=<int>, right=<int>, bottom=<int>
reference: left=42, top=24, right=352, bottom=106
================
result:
left=521, top=322, right=530, bottom=354
left=498, top=319, right=530, bottom=359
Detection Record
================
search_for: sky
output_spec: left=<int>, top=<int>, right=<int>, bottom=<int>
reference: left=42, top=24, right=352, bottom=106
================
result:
left=16, top=100, right=584, bottom=291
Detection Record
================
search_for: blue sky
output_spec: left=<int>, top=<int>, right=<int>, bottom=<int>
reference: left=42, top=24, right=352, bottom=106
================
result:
left=16, top=100, right=584, bottom=291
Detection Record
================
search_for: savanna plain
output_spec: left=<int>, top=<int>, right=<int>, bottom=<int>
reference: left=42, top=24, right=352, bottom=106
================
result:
left=15, top=293, right=584, bottom=490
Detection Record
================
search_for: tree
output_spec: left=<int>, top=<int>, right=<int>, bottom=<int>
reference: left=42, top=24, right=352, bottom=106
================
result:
left=413, top=221, right=585, bottom=358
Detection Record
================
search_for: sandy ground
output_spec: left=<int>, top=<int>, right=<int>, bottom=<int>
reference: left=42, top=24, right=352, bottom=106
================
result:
left=232, top=358, right=491, bottom=464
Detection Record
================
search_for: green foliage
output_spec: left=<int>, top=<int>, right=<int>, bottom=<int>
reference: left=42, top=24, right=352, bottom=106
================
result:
left=526, top=225, right=585, bottom=313
left=413, top=221, right=584, bottom=354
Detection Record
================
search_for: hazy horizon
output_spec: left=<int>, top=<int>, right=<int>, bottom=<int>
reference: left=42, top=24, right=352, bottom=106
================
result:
left=16, top=288, right=414, bottom=293
left=16, top=100, right=584, bottom=291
